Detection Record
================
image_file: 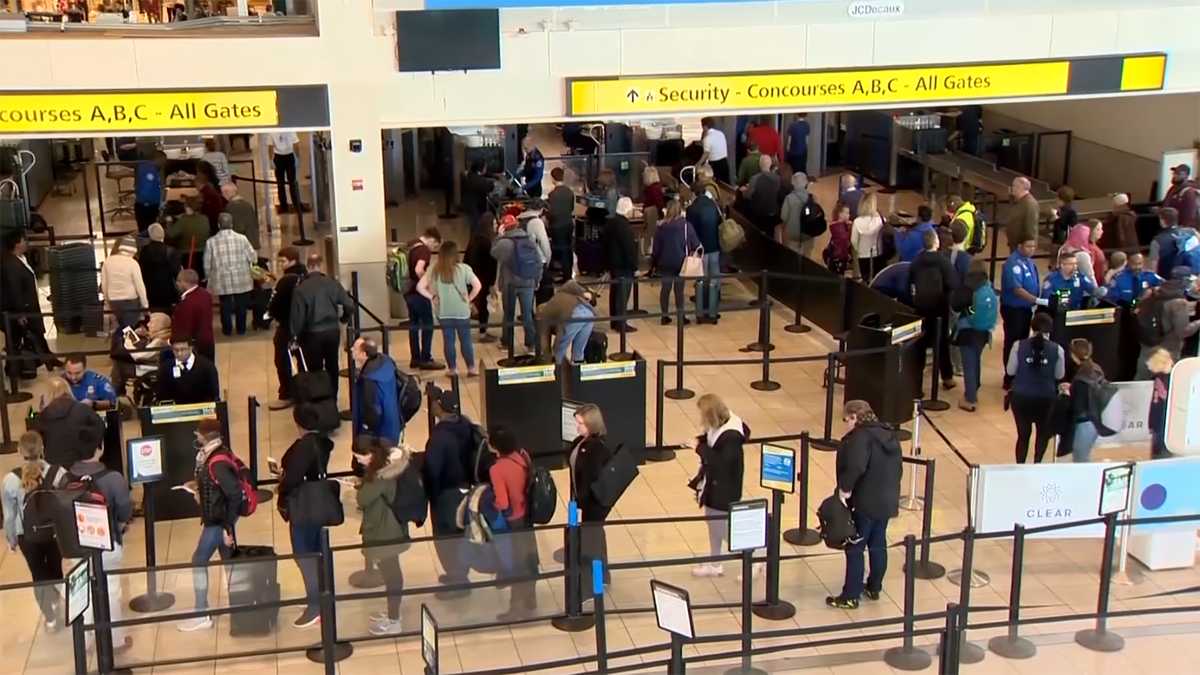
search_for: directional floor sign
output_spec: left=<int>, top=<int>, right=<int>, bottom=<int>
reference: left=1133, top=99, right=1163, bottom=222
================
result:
left=566, top=53, right=1165, bottom=116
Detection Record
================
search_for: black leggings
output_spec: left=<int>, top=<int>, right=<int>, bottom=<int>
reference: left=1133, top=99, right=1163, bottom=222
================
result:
left=659, top=275, right=684, bottom=315
left=376, top=554, right=404, bottom=620
left=1012, top=394, right=1055, bottom=463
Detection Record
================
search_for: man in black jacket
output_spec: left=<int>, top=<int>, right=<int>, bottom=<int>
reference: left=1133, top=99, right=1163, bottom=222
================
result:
left=909, top=230, right=958, bottom=395
left=605, top=197, right=640, bottom=332
left=1, top=231, right=60, bottom=379
left=267, top=247, right=306, bottom=409
left=423, top=387, right=478, bottom=591
left=140, top=224, right=181, bottom=312
left=827, top=400, right=902, bottom=609
left=157, top=337, right=221, bottom=404
left=290, top=254, right=353, bottom=399
left=687, top=188, right=724, bottom=323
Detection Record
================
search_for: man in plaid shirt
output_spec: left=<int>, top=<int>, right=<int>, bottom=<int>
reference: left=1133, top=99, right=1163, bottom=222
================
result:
left=204, top=212, right=257, bottom=336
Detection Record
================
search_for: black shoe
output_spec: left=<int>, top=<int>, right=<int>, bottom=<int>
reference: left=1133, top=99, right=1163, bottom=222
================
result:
left=661, top=317, right=672, bottom=325
left=478, top=333, right=498, bottom=344
left=825, top=596, right=859, bottom=609
left=418, top=360, right=445, bottom=371
left=941, top=379, right=957, bottom=391
left=864, top=589, right=881, bottom=601
left=681, top=317, right=691, bottom=325
left=621, top=324, right=638, bottom=333
left=292, top=606, right=321, bottom=628
left=409, top=360, right=421, bottom=369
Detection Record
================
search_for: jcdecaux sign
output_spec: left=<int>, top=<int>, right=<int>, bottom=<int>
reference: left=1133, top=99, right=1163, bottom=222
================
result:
left=566, top=54, right=1165, bottom=116
left=0, top=85, right=329, bottom=136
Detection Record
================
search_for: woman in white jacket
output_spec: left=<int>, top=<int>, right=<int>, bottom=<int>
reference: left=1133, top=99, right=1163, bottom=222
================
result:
left=101, top=236, right=148, bottom=329
left=851, top=192, right=886, bottom=282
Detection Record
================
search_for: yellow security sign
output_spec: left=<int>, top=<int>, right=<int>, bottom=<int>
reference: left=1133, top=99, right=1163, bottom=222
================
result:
left=567, top=54, right=1165, bottom=116
left=0, top=90, right=279, bottom=134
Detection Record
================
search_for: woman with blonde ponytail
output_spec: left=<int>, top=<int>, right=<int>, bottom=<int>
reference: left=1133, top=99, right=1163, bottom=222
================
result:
left=2, top=431, right=69, bottom=629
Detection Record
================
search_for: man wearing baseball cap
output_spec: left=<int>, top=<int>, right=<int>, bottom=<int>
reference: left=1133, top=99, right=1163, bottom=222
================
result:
left=1163, top=164, right=1198, bottom=230
left=422, top=386, right=480, bottom=591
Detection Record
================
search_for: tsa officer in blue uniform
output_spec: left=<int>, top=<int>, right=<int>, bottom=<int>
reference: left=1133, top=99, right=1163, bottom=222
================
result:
left=1107, top=253, right=1163, bottom=305
left=1041, top=251, right=1105, bottom=311
left=1000, top=238, right=1046, bottom=369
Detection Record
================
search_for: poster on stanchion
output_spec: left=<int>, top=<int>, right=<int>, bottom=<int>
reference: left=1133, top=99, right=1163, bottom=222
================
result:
left=975, top=463, right=1110, bottom=539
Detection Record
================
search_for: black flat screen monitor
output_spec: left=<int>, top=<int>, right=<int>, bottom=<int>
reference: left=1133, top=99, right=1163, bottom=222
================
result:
left=396, top=10, right=501, bottom=72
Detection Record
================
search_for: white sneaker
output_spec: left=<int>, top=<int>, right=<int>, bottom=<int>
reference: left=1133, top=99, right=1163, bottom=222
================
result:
left=177, top=616, right=213, bottom=632
left=368, top=610, right=389, bottom=623
left=368, top=618, right=403, bottom=636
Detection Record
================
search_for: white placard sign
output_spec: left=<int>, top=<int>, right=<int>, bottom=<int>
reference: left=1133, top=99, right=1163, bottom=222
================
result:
left=561, top=400, right=582, bottom=444
left=74, top=501, right=114, bottom=551
left=727, top=499, right=768, bottom=552
left=126, top=436, right=165, bottom=484
left=1095, top=381, right=1153, bottom=447
left=65, top=558, right=90, bottom=626
left=421, top=604, right=438, bottom=675
left=651, top=581, right=695, bottom=639
left=1099, top=464, right=1134, bottom=516
left=975, top=463, right=1110, bottom=539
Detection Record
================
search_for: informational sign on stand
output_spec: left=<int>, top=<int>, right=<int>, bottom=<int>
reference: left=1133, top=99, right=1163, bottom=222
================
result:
left=651, top=580, right=695, bottom=639
left=728, top=499, right=768, bottom=552
left=760, top=443, right=796, bottom=493
left=74, top=501, right=114, bottom=552
left=1099, top=464, right=1134, bottom=516
left=975, top=463, right=1108, bottom=539
left=126, top=436, right=166, bottom=484
left=65, top=558, right=90, bottom=626
left=561, top=400, right=582, bottom=443
left=421, top=603, right=439, bottom=675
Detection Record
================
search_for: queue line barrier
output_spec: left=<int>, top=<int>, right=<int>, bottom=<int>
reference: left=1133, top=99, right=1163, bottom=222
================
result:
left=50, top=491, right=1200, bottom=675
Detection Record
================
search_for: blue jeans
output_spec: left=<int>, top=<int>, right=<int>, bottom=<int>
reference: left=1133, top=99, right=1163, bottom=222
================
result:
left=406, top=293, right=434, bottom=363
left=696, top=251, right=721, bottom=319
left=841, top=512, right=888, bottom=600
left=1073, top=420, right=1099, bottom=462
left=218, top=292, right=249, bottom=336
left=958, top=341, right=983, bottom=404
left=440, top=318, right=475, bottom=371
left=192, top=522, right=236, bottom=611
left=503, top=285, right=537, bottom=351
left=290, top=524, right=323, bottom=611
left=556, top=304, right=595, bottom=363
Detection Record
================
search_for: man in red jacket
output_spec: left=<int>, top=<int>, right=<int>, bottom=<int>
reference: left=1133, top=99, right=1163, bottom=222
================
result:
left=172, top=269, right=216, bottom=361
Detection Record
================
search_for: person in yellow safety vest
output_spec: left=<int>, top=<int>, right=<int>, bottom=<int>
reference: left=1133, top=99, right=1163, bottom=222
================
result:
left=945, top=196, right=985, bottom=254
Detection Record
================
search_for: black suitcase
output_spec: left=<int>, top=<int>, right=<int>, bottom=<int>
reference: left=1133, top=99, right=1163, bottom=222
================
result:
left=228, top=544, right=280, bottom=636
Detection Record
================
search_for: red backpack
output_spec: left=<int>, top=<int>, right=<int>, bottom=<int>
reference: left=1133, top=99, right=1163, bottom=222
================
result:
left=207, top=452, right=259, bottom=517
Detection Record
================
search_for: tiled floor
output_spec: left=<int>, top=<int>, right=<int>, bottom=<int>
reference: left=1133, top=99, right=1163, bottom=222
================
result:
left=2, top=127, right=1198, bottom=674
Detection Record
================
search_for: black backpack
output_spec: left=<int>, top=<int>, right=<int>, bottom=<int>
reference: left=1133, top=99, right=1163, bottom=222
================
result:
left=524, top=451, right=557, bottom=525
left=800, top=195, right=827, bottom=238
left=10, top=465, right=72, bottom=545
left=396, top=369, right=422, bottom=424
left=1135, top=290, right=1169, bottom=347
left=816, top=493, right=858, bottom=550
left=910, top=257, right=947, bottom=314
left=966, top=211, right=987, bottom=255
left=386, top=461, right=428, bottom=527
left=467, top=422, right=494, bottom=485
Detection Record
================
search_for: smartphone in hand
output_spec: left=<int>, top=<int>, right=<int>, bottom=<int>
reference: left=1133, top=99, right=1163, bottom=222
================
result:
left=267, top=456, right=281, bottom=475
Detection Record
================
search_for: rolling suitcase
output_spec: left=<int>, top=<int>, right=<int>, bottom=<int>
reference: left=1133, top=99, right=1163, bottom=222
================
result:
left=228, top=544, right=281, bottom=636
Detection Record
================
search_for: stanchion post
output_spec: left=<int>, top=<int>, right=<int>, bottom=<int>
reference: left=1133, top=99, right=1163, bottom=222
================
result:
left=670, top=633, right=686, bottom=674
left=743, top=270, right=775, bottom=353
left=630, top=278, right=647, bottom=315
left=128, top=481, right=175, bottom=612
left=922, top=317, right=950, bottom=412
left=911, top=458, right=946, bottom=580
left=753, top=490, right=795, bottom=620
left=553, top=501, right=596, bottom=631
left=306, top=531, right=354, bottom=663
left=0, top=353, right=15, bottom=454
left=939, top=603, right=962, bottom=675
left=246, top=395, right=272, bottom=503
left=750, top=301, right=780, bottom=391
left=884, top=536, right=933, bottom=671
left=340, top=324, right=356, bottom=421
left=646, top=359, right=677, bottom=462
left=988, top=524, right=1035, bottom=659
left=593, top=559, right=608, bottom=673
left=91, top=552, right=122, bottom=675
left=948, top=527, right=986, bottom=663
left=783, top=433, right=821, bottom=546
left=810, top=353, right=840, bottom=451
left=664, top=301, right=694, bottom=400
left=784, top=273, right=811, bottom=334
left=726, top=548, right=766, bottom=675
left=72, top=606, right=87, bottom=675
left=3, top=313, right=33, bottom=404
left=349, top=271, right=362, bottom=334
left=1074, top=512, right=1125, bottom=652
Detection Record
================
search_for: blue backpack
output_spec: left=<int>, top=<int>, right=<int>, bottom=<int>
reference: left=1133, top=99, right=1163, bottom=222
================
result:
left=963, top=283, right=998, bottom=332
left=509, top=232, right=542, bottom=282
left=134, top=160, right=162, bottom=206
left=1156, top=228, right=1199, bottom=276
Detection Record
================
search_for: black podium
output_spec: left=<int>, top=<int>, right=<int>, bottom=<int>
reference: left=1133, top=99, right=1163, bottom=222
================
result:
left=1052, top=306, right=1123, bottom=380
left=136, top=402, right=231, bottom=521
left=480, top=362, right=564, bottom=468
left=100, top=409, right=124, bottom=475
left=844, top=312, right=923, bottom=426
left=560, top=357, right=647, bottom=458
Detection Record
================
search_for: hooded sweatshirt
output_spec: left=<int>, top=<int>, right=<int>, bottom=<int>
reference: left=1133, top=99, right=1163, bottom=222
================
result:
left=357, top=446, right=412, bottom=558
left=692, top=413, right=749, bottom=512
left=35, top=396, right=106, bottom=467
left=836, top=420, right=902, bottom=520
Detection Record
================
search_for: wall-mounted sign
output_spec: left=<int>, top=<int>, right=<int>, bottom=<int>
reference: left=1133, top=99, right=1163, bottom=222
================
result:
left=566, top=53, right=1165, bottom=117
left=0, top=85, right=329, bottom=136
left=848, top=1, right=903, bottom=18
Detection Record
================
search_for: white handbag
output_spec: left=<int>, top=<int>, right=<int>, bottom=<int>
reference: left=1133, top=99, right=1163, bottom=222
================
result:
left=680, top=222, right=705, bottom=278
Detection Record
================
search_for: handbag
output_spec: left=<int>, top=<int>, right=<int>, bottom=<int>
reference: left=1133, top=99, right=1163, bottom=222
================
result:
left=288, top=478, right=345, bottom=527
left=590, top=444, right=639, bottom=508
left=680, top=222, right=705, bottom=278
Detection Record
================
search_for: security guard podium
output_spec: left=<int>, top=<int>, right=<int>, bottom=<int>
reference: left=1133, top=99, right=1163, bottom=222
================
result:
left=844, top=312, right=923, bottom=426
left=136, top=401, right=231, bottom=521
left=480, top=362, right=564, bottom=468
left=560, top=356, right=647, bottom=459
left=1051, top=305, right=1123, bottom=380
